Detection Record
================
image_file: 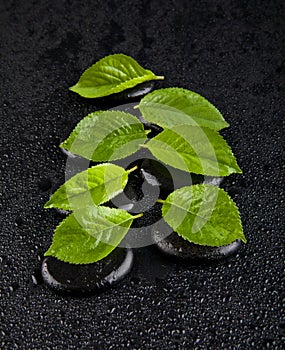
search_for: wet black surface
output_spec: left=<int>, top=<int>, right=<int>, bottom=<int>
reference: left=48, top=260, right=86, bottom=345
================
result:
left=0, top=0, right=284, bottom=349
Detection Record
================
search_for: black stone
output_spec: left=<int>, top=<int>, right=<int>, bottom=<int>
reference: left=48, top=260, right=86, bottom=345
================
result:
left=103, top=81, right=155, bottom=102
left=153, top=229, right=242, bottom=262
left=141, top=158, right=223, bottom=198
left=54, top=208, right=71, bottom=216
left=41, top=248, right=133, bottom=295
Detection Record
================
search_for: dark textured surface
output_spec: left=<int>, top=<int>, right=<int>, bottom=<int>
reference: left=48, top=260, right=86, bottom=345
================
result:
left=0, top=0, right=284, bottom=349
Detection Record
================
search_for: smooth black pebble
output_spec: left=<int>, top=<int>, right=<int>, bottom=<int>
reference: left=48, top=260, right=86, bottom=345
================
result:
left=153, top=230, right=241, bottom=262
left=54, top=208, right=71, bottom=216
left=141, top=159, right=223, bottom=198
left=105, top=81, right=155, bottom=102
left=41, top=248, right=133, bottom=295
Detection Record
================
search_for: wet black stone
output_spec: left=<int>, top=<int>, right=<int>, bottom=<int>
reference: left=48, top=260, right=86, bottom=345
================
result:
left=141, top=158, right=223, bottom=198
left=144, top=122, right=163, bottom=138
left=110, top=166, right=162, bottom=230
left=153, top=230, right=242, bottom=262
left=41, top=248, right=133, bottom=295
left=60, top=147, right=79, bottom=159
left=106, top=168, right=162, bottom=251
left=103, top=81, right=155, bottom=102
left=54, top=208, right=71, bottom=216
left=37, top=177, right=52, bottom=191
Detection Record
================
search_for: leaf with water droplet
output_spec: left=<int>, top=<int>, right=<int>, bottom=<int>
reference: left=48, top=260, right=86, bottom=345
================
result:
left=139, top=88, right=229, bottom=131
left=69, top=53, right=164, bottom=98
left=160, top=184, right=246, bottom=246
left=45, top=207, right=141, bottom=264
left=142, top=125, right=242, bottom=176
left=61, top=110, right=148, bottom=161
left=44, top=163, right=131, bottom=211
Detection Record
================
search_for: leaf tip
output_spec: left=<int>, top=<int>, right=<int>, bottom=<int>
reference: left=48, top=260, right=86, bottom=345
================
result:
left=69, top=84, right=77, bottom=93
left=44, top=201, right=52, bottom=209
left=236, top=165, right=243, bottom=174
left=59, top=142, right=66, bottom=149
left=44, top=249, right=52, bottom=257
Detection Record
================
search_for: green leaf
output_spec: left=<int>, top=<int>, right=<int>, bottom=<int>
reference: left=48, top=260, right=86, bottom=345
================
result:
left=142, top=125, right=242, bottom=176
left=139, top=88, right=229, bottom=131
left=61, top=110, right=148, bottom=161
left=161, top=184, right=246, bottom=246
left=45, top=207, right=140, bottom=264
left=44, top=163, right=129, bottom=211
left=69, top=53, right=164, bottom=98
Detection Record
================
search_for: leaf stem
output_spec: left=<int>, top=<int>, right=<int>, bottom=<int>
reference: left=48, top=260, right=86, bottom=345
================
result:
left=145, top=129, right=152, bottom=135
left=127, top=165, right=138, bottom=174
left=133, top=105, right=139, bottom=109
left=157, top=76, right=165, bottom=80
left=156, top=199, right=165, bottom=204
left=139, top=144, right=148, bottom=148
left=132, top=213, right=143, bottom=219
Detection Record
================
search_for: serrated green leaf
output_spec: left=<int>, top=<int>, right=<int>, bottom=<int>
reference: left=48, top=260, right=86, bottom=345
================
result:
left=45, top=207, right=138, bottom=264
left=69, top=53, right=164, bottom=98
left=161, top=184, right=246, bottom=246
left=143, top=125, right=242, bottom=176
left=61, top=110, right=148, bottom=161
left=139, top=88, right=229, bottom=131
left=44, top=163, right=129, bottom=211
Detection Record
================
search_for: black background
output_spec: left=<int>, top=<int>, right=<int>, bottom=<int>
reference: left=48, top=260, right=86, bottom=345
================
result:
left=0, top=0, right=284, bottom=349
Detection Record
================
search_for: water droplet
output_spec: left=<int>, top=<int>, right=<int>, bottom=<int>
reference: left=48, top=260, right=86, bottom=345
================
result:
left=15, top=216, right=24, bottom=227
left=153, top=230, right=242, bottom=262
left=41, top=248, right=133, bottom=295
left=8, top=282, right=19, bottom=292
left=130, top=276, right=141, bottom=285
left=31, top=269, right=44, bottom=286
